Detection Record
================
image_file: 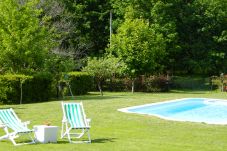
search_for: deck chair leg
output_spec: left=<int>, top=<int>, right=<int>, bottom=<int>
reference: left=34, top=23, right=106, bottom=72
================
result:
left=61, top=123, right=70, bottom=139
left=0, top=126, right=17, bottom=145
left=61, top=123, right=64, bottom=138
left=28, top=133, right=35, bottom=144
left=87, top=130, right=91, bottom=143
left=0, top=134, right=8, bottom=140
left=73, top=129, right=91, bottom=143
left=10, top=137, right=17, bottom=146
left=0, top=127, right=9, bottom=141
left=7, top=132, right=18, bottom=146
left=76, top=129, right=85, bottom=138
left=67, top=131, right=72, bottom=143
left=66, top=127, right=72, bottom=143
left=12, top=133, right=35, bottom=146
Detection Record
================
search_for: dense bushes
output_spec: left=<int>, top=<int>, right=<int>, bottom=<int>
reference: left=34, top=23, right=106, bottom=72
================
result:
left=0, top=74, right=32, bottom=104
left=62, top=72, right=94, bottom=96
left=144, top=76, right=169, bottom=92
left=0, top=73, right=52, bottom=104
left=103, top=78, right=131, bottom=92
left=23, top=72, right=53, bottom=103
left=171, top=76, right=210, bottom=90
left=102, top=75, right=170, bottom=92
left=0, top=72, right=93, bottom=104
left=0, top=71, right=218, bottom=104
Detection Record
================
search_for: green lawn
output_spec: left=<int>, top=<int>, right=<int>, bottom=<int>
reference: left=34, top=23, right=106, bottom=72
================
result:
left=0, top=91, right=227, bottom=151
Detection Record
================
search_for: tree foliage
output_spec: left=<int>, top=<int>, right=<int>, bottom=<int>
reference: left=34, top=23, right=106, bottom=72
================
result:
left=83, top=56, right=124, bottom=95
left=108, top=9, right=167, bottom=92
left=1, top=0, right=227, bottom=78
left=110, top=0, right=227, bottom=75
left=42, top=0, right=111, bottom=59
left=109, top=14, right=166, bottom=77
left=0, top=0, right=54, bottom=73
left=169, top=0, right=227, bottom=75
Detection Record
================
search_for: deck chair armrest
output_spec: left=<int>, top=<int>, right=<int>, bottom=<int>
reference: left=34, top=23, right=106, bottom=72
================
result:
left=62, top=119, right=68, bottom=123
left=0, top=123, right=6, bottom=128
left=22, top=121, right=30, bottom=126
left=87, top=118, right=91, bottom=125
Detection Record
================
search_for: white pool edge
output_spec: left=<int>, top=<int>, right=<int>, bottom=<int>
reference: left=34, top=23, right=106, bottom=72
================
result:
left=118, top=98, right=227, bottom=125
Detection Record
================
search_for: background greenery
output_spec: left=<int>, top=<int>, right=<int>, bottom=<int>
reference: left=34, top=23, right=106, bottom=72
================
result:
left=1, top=0, right=227, bottom=75
left=0, top=0, right=226, bottom=103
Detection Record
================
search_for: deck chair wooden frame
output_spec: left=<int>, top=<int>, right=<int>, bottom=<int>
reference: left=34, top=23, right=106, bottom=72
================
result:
left=0, top=108, right=35, bottom=146
left=61, top=102, right=91, bottom=143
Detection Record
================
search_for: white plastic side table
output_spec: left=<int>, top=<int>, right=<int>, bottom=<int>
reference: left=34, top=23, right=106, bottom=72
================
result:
left=34, top=125, right=58, bottom=143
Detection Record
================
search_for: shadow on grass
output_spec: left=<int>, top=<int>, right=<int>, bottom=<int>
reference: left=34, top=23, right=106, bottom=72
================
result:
left=63, top=93, right=123, bottom=101
left=92, top=138, right=117, bottom=143
left=56, top=138, right=117, bottom=144
left=0, top=95, right=122, bottom=106
left=169, top=89, right=212, bottom=94
left=0, top=106, right=27, bottom=110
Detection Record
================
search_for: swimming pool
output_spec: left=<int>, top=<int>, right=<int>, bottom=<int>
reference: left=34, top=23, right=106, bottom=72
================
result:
left=118, top=98, right=227, bottom=124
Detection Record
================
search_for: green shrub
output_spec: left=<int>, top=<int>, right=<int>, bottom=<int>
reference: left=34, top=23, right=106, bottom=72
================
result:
left=0, top=79, right=10, bottom=103
left=23, top=72, right=53, bottom=103
left=144, top=75, right=169, bottom=92
left=210, top=76, right=220, bottom=90
left=171, top=76, right=210, bottom=90
left=62, top=72, right=94, bottom=96
left=0, top=74, right=32, bottom=104
left=103, top=78, right=131, bottom=92
left=0, top=73, right=53, bottom=104
left=102, top=75, right=169, bottom=92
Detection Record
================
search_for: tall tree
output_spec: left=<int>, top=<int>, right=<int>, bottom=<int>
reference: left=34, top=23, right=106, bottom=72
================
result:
left=110, top=0, right=227, bottom=75
left=111, top=0, right=178, bottom=74
left=42, top=0, right=111, bottom=60
left=83, top=56, right=124, bottom=96
left=109, top=10, right=166, bottom=92
left=171, top=0, right=227, bottom=75
left=0, top=0, right=53, bottom=73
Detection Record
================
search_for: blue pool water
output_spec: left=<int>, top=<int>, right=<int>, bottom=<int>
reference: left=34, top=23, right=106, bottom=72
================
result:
left=118, top=98, right=227, bottom=124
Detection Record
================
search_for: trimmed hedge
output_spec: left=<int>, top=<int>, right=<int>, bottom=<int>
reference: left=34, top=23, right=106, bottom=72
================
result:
left=0, top=74, right=32, bottom=104
left=171, top=76, right=210, bottom=90
left=0, top=72, right=93, bottom=104
left=0, top=73, right=53, bottom=104
left=23, top=72, right=53, bottom=102
left=62, top=72, right=94, bottom=96
left=102, top=75, right=170, bottom=92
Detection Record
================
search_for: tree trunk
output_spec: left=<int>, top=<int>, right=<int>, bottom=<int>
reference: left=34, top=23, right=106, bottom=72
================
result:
left=20, top=82, right=23, bottom=104
left=131, top=79, right=135, bottom=93
left=98, top=81, right=103, bottom=96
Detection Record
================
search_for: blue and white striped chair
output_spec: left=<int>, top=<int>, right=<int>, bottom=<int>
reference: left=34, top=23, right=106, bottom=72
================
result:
left=61, top=102, right=91, bottom=143
left=0, top=108, right=35, bottom=146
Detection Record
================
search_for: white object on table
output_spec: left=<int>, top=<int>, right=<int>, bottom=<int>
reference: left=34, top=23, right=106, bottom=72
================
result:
left=34, top=125, right=58, bottom=143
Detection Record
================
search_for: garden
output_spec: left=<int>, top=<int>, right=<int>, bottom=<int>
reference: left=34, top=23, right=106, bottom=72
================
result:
left=1, top=91, right=227, bottom=151
left=0, top=0, right=227, bottom=150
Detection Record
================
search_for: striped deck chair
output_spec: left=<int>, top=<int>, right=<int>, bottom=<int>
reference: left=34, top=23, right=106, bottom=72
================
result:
left=61, top=102, right=91, bottom=143
left=0, top=108, right=35, bottom=146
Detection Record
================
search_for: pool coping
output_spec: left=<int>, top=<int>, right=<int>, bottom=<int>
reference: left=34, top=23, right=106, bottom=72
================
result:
left=118, top=98, right=227, bottom=125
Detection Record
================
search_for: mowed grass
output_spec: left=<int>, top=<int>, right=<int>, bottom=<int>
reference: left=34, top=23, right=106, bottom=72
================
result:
left=0, top=91, right=227, bottom=151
